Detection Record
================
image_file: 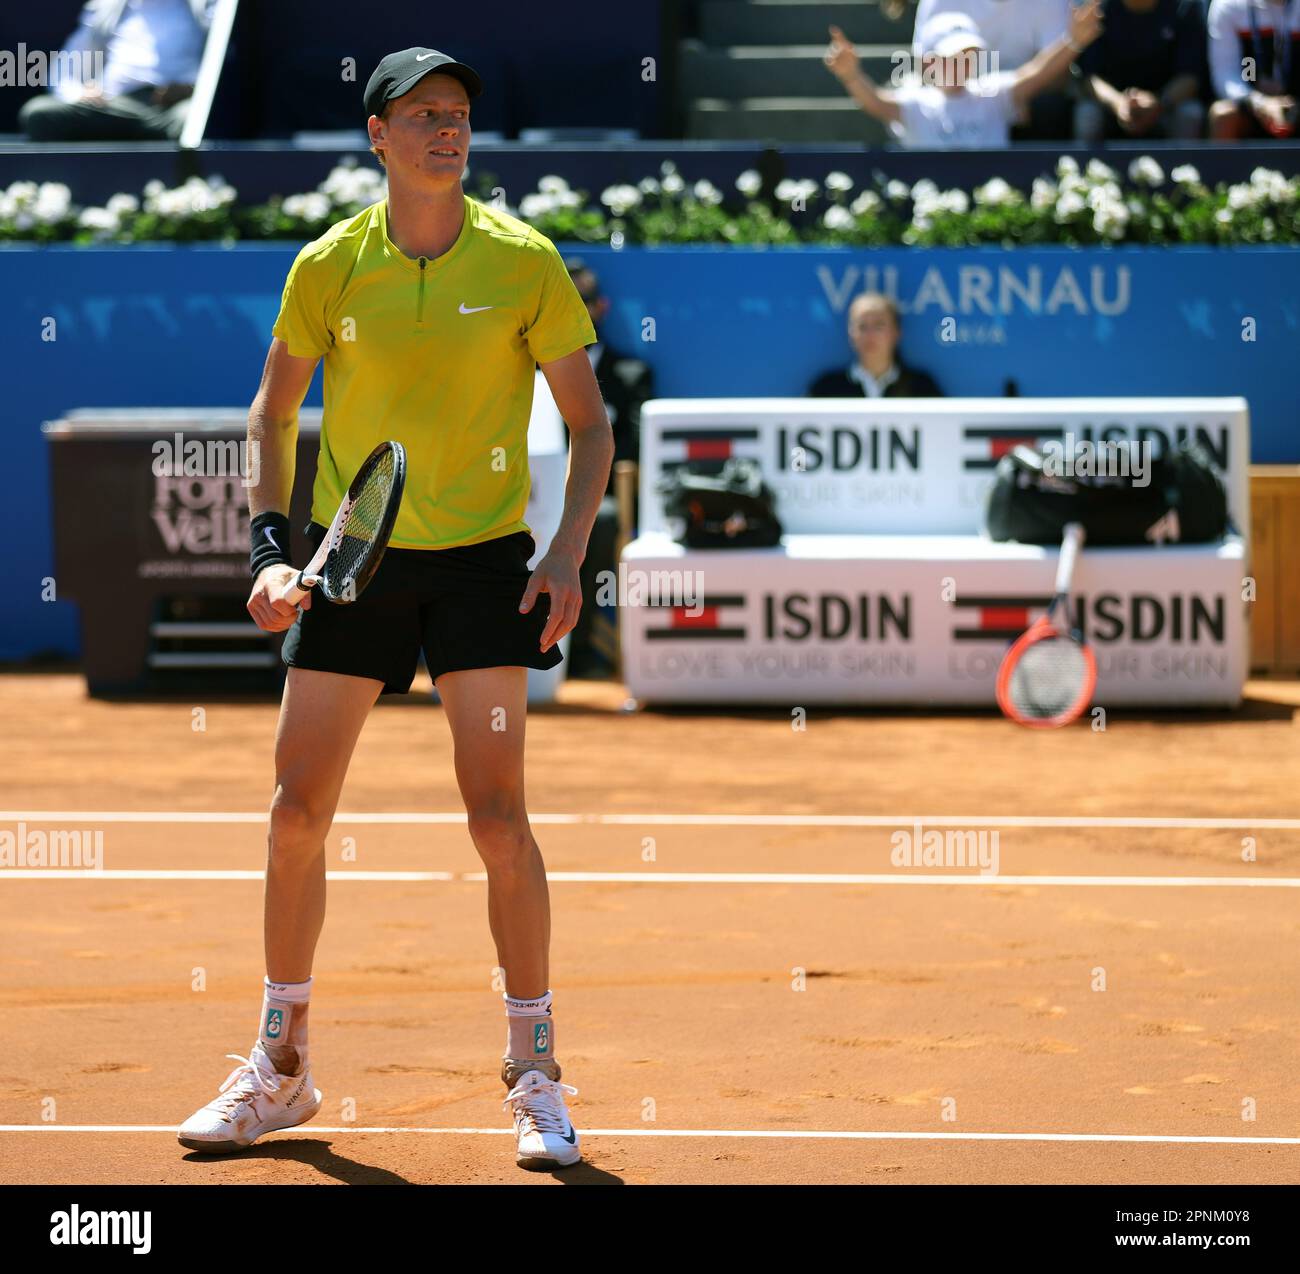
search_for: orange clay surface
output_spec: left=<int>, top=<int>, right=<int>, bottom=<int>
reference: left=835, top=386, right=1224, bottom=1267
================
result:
left=1, top=671, right=1298, bottom=1184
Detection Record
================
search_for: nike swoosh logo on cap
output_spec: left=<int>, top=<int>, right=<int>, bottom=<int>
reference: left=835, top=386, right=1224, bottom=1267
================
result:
left=416, top=52, right=438, bottom=61
left=458, top=303, right=493, bottom=314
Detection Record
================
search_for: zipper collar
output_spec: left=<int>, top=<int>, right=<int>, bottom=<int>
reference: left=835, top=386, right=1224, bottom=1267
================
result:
left=377, top=194, right=473, bottom=275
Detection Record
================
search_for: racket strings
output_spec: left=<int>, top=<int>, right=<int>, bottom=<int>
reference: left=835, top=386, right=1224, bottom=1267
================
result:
left=326, top=449, right=399, bottom=595
left=1006, top=632, right=1091, bottom=720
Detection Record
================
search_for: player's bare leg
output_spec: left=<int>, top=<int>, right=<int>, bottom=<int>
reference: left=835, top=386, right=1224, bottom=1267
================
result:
left=177, top=666, right=380, bottom=1153
left=438, top=664, right=580, bottom=1168
left=438, top=665, right=549, bottom=1000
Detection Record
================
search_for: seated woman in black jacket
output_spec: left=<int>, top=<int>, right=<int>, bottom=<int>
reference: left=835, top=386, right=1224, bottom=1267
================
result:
left=808, top=292, right=943, bottom=398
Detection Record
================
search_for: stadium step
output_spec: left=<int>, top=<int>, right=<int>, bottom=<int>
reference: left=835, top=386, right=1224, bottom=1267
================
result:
left=681, top=1, right=915, bottom=141
left=688, top=97, right=889, bottom=143
left=681, top=42, right=903, bottom=99
left=699, top=0, right=916, bottom=48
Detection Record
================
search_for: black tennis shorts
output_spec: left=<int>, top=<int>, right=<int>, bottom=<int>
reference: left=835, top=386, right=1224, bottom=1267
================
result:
left=280, top=521, right=564, bottom=694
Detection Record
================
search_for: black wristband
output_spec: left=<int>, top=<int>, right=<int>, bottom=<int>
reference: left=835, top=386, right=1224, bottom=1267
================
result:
left=249, top=511, right=293, bottom=580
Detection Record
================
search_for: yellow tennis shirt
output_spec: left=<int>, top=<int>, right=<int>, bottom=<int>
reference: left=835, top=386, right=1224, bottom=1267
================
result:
left=272, top=193, right=597, bottom=549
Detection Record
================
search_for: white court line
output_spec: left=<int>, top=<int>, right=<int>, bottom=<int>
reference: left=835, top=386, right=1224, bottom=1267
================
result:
left=0, top=870, right=454, bottom=882
left=2, top=869, right=1296, bottom=887
left=3, top=1124, right=1298, bottom=1146
left=1, top=811, right=1298, bottom=830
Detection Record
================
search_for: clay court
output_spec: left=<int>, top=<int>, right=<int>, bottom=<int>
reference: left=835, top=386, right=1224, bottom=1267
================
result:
left=2, top=669, right=1298, bottom=1185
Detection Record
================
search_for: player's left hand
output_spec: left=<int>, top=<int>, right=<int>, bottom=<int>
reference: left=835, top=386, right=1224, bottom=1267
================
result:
left=1069, top=0, right=1104, bottom=51
left=520, top=550, right=582, bottom=653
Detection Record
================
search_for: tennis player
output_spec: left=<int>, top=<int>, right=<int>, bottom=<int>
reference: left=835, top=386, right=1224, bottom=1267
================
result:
left=177, top=47, right=613, bottom=1170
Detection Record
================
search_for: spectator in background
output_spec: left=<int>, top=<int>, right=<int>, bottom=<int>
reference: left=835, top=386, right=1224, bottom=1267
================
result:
left=563, top=257, right=654, bottom=679
left=912, top=0, right=1075, bottom=137
left=1208, top=0, right=1300, bottom=137
left=809, top=293, right=944, bottom=398
left=824, top=5, right=1102, bottom=149
left=20, top=0, right=216, bottom=142
left=1075, top=0, right=1206, bottom=140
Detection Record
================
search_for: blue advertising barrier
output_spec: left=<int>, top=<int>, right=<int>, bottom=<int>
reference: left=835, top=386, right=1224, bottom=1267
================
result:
left=5, top=242, right=1297, bottom=660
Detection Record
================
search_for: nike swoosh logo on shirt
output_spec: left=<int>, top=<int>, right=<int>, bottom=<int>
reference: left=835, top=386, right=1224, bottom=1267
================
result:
left=458, top=303, right=493, bottom=314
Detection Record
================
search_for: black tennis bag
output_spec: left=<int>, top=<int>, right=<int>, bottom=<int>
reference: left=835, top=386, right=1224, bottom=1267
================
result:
left=659, top=457, right=783, bottom=548
left=984, top=439, right=1231, bottom=546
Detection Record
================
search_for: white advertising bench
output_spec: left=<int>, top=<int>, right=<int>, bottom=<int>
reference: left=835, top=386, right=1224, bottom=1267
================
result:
left=619, top=399, right=1250, bottom=708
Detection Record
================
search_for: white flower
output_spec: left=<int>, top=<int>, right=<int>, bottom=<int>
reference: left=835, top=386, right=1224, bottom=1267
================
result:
left=1249, top=167, right=1293, bottom=203
left=659, top=160, right=679, bottom=177
left=850, top=189, right=882, bottom=215
left=77, top=206, right=119, bottom=234
left=910, top=178, right=939, bottom=202
left=824, top=170, right=854, bottom=193
left=1056, top=156, right=1079, bottom=178
left=1092, top=197, right=1129, bottom=238
left=735, top=169, right=761, bottom=197
left=774, top=177, right=817, bottom=204
left=1086, top=158, right=1117, bottom=183
left=823, top=204, right=855, bottom=230
left=599, top=184, right=641, bottom=216
left=639, top=176, right=661, bottom=196
left=1170, top=164, right=1200, bottom=186
left=1055, top=190, right=1086, bottom=220
left=538, top=175, right=570, bottom=195
left=33, top=182, right=72, bottom=223
left=1215, top=208, right=1233, bottom=225
left=1227, top=184, right=1256, bottom=211
left=1127, top=156, right=1164, bottom=187
left=885, top=179, right=910, bottom=201
left=692, top=179, right=723, bottom=205
left=7, top=180, right=38, bottom=207
left=519, top=192, right=556, bottom=219
left=661, top=172, right=686, bottom=195
left=974, top=176, right=1016, bottom=206
left=1030, top=177, right=1057, bottom=210
left=321, top=161, right=385, bottom=207
left=940, top=189, right=969, bottom=215
left=105, top=193, right=138, bottom=216
left=283, top=192, right=331, bottom=221
left=1087, top=183, right=1121, bottom=210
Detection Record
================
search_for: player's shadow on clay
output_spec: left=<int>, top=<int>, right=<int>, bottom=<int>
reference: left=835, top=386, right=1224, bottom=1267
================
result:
left=179, top=1139, right=626, bottom=1184
left=179, top=1137, right=414, bottom=1184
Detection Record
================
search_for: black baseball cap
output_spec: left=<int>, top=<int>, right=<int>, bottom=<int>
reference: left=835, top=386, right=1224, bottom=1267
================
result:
left=364, top=47, right=483, bottom=118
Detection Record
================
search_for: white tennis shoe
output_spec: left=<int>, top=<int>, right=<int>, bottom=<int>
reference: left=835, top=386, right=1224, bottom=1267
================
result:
left=503, top=1069, right=582, bottom=1170
left=177, top=1041, right=321, bottom=1154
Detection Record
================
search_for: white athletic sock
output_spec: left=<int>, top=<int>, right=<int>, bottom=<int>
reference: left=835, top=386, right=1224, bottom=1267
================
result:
left=259, top=975, right=312, bottom=1073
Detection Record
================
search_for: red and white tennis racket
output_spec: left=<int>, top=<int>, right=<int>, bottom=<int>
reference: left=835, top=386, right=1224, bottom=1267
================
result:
left=995, top=521, right=1096, bottom=728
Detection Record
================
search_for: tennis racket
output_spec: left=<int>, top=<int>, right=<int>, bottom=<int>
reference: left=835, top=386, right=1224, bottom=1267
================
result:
left=286, top=440, right=406, bottom=606
left=995, top=521, right=1096, bottom=728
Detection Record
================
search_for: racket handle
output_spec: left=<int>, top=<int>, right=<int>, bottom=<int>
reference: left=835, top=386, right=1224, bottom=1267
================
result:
left=284, top=570, right=315, bottom=606
left=1055, top=521, right=1085, bottom=595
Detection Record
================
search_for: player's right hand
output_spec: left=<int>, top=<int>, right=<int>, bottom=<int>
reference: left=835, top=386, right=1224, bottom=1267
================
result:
left=248, top=564, right=309, bottom=632
left=825, top=25, right=860, bottom=83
